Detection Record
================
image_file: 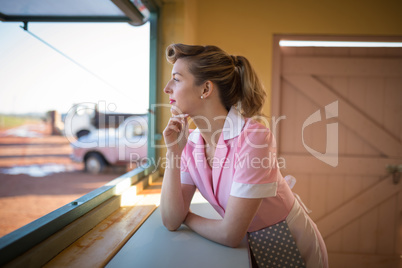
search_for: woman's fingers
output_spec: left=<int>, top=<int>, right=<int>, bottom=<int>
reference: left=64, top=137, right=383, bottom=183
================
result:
left=164, top=114, right=188, bottom=135
left=168, top=118, right=184, bottom=131
left=169, top=116, right=185, bottom=125
left=171, top=113, right=188, bottom=118
left=167, top=124, right=180, bottom=133
left=169, top=114, right=189, bottom=129
left=163, top=113, right=190, bottom=153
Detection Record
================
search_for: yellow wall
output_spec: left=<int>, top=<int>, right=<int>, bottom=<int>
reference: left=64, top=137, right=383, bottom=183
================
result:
left=157, top=0, right=402, bottom=154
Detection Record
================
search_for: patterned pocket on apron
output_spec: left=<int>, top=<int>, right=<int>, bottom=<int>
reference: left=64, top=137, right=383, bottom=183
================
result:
left=248, top=220, right=306, bottom=268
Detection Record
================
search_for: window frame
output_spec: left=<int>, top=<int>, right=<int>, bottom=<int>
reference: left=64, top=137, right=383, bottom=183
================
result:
left=0, top=7, right=159, bottom=266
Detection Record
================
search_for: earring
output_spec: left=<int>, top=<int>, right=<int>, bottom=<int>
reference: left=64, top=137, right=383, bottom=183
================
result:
left=200, top=96, right=204, bottom=99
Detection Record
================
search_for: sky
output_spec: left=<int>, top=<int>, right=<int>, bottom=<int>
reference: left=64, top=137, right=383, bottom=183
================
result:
left=0, top=21, right=150, bottom=115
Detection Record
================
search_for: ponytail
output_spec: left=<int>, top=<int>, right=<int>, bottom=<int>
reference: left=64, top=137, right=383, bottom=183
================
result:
left=166, top=44, right=266, bottom=117
left=232, top=55, right=266, bottom=117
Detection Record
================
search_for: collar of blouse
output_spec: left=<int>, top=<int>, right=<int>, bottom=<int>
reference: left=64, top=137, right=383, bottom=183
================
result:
left=188, top=106, right=245, bottom=144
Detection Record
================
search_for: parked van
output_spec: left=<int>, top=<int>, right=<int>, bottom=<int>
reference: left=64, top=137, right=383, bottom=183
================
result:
left=63, top=103, right=140, bottom=138
left=70, top=115, right=148, bottom=174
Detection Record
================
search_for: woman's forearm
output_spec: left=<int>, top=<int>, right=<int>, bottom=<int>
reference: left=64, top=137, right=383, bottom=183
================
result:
left=184, top=197, right=262, bottom=248
left=160, top=152, right=187, bottom=231
left=184, top=212, right=245, bottom=248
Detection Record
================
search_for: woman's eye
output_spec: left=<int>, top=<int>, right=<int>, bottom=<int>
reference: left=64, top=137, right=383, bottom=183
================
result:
left=173, top=78, right=179, bottom=82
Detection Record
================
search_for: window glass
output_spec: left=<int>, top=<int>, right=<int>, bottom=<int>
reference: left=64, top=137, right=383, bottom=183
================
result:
left=0, top=21, right=150, bottom=237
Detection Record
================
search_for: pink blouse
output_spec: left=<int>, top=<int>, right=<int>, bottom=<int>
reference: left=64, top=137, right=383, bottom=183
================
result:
left=180, top=107, right=295, bottom=232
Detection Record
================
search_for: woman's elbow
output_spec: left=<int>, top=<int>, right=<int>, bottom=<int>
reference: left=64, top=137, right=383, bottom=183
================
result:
left=224, top=240, right=241, bottom=248
left=161, top=217, right=181, bottom=231
left=221, top=232, right=244, bottom=248
left=163, top=222, right=180, bottom=231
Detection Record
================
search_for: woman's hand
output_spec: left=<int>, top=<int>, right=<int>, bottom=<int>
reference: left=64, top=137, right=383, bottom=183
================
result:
left=163, top=109, right=189, bottom=156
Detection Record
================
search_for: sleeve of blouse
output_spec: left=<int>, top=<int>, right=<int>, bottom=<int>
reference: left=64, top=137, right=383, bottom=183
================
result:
left=230, top=124, right=280, bottom=198
left=180, top=146, right=195, bottom=185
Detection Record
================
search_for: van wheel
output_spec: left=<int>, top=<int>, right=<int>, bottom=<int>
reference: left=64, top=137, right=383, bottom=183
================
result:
left=85, top=154, right=106, bottom=174
left=76, top=130, right=90, bottom=139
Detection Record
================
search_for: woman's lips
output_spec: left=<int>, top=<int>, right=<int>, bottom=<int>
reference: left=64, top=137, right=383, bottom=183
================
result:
left=169, top=98, right=176, bottom=104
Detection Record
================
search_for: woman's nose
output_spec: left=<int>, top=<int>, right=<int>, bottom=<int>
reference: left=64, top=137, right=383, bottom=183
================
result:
left=164, top=81, right=172, bottom=94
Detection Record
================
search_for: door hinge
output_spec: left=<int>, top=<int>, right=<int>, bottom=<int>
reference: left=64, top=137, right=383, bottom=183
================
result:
left=386, top=165, right=402, bottom=184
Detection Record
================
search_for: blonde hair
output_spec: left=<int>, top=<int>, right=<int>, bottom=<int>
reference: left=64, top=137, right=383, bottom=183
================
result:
left=166, top=43, right=266, bottom=118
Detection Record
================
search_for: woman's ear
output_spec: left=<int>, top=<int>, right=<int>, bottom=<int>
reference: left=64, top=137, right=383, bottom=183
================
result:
left=201, top=80, right=214, bottom=99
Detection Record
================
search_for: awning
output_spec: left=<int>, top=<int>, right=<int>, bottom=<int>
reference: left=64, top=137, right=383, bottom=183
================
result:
left=0, top=0, right=160, bottom=26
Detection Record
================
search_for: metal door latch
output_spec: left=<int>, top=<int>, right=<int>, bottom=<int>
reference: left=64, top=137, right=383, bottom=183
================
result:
left=386, top=165, right=402, bottom=184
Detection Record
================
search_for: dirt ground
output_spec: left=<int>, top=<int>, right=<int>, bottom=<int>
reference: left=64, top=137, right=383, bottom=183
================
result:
left=0, top=123, right=125, bottom=237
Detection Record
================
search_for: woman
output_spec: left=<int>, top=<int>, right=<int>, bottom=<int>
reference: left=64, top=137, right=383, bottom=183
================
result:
left=160, top=43, right=328, bottom=268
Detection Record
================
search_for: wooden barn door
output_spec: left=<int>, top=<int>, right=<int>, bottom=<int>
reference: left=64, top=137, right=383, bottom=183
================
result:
left=272, top=36, right=402, bottom=268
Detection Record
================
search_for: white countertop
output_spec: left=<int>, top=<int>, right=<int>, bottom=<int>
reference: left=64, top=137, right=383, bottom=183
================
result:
left=106, top=201, right=250, bottom=268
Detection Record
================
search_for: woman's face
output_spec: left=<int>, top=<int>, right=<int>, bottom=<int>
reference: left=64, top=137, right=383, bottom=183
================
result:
left=164, top=58, right=203, bottom=115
